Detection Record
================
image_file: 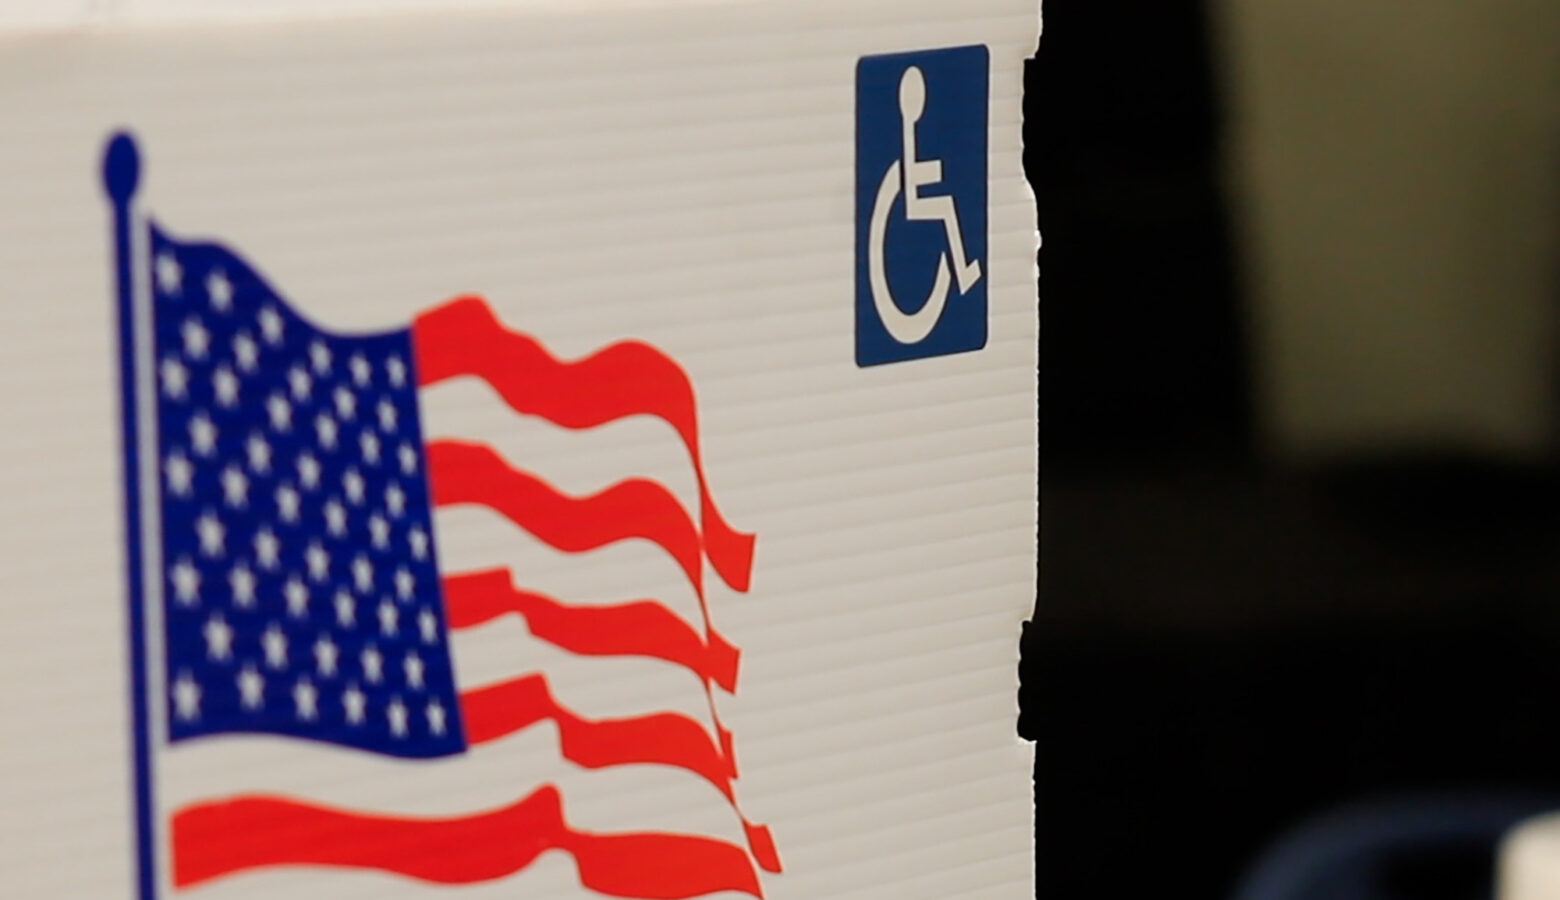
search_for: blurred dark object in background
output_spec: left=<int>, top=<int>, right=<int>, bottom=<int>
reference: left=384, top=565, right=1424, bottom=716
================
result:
left=1229, top=791, right=1560, bottom=900
left=1023, top=0, right=1560, bottom=897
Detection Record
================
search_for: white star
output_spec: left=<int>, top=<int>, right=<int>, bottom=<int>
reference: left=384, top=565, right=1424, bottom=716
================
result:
left=399, top=446, right=424, bottom=480
left=288, top=365, right=312, bottom=402
left=418, top=608, right=438, bottom=644
left=170, top=558, right=200, bottom=606
left=309, top=340, right=332, bottom=375
left=237, top=665, right=264, bottom=710
left=343, top=468, right=365, bottom=505
left=376, top=401, right=398, bottom=433
left=284, top=576, right=309, bottom=617
left=189, top=413, right=218, bottom=457
left=171, top=672, right=201, bottom=721
left=160, top=357, right=189, bottom=400
left=402, top=652, right=425, bottom=689
left=313, top=636, right=339, bottom=677
left=247, top=434, right=271, bottom=474
left=203, top=614, right=234, bottom=660
left=408, top=526, right=429, bottom=561
left=305, top=542, right=329, bottom=581
left=262, top=625, right=289, bottom=669
left=165, top=451, right=194, bottom=497
left=350, top=354, right=372, bottom=387
left=352, top=555, right=374, bottom=593
left=195, top=512, right=225, bottom=557
left=232, top=331, right=260, bottom=372
left=275, top=483, right=301, bottom=523
left=368, top=515, right=390, bottom=549
left=359, top=431, right=381, bottom=465
left=315, top=414, right=338, bottom=450
left=323, top=498, right=347, bottom=537
left=387, top=697, right=408, bottom=737
left=220, top=465, right=248, bottom=508
left=334, top=590, right=356, bottom=627
left=212, top=365, right=239, bottom=407
left=206, top=271, right=233, bottom=312
left=426, top=699, right=447, bottom=735
left=398, top=443, right=418, bottom=475
left=385, top=483, right=406, bottom=518
left=156, top=253, right=182, bottom=295
left=361, top=645, right=384, bottom=683
left=228, top=563, right=256, bottom=607
left=258, top=306, right=284, bottom=345
left=343, top=684, right=367, bottom=724
left=386, top=356, right=407, bottom=388
left=377, top=600, right=398, bottom=636
left=266, top=393, right=292, bottom=432
left=293, top=677, right=319, bottom=721
left=334, top=386, right=356, bottom=420
left=253, top=528, right=280, bottom=569
left=394, top=567, right=414, bottom=600
left=182, top=318, right=210, bottom=360
left=297, top=452, right=321, bottom=490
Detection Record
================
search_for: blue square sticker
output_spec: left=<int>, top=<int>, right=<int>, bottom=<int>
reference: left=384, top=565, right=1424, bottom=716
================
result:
left=855, top=45, right=990, bottom=367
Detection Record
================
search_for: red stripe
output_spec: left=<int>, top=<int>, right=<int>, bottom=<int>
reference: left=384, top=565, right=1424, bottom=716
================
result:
left=426, top=443, right=739, bottom=769
left=446, top=567, right=742, bottom=811
left=428, top=440, right=705, bottom=602
left=461, top=672, right=733, bottom=782
left=444, top=568, right=741, bottom=692
left=171, top=785, right=763, bottom=897
left=460, top=674, right=781, bottom=873
left=412, top=296, right=755, bottom=593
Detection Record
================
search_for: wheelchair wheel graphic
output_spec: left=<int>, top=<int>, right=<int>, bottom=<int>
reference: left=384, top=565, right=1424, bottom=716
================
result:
left=868, top=159, right=955, bottom=346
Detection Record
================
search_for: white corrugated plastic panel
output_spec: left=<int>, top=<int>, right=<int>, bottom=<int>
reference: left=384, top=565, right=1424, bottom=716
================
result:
left=0, top=3, right=1039, bottom=898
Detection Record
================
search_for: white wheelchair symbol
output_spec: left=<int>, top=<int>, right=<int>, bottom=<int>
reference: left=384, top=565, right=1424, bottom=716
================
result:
left=868, top=65, right=984, bottom=345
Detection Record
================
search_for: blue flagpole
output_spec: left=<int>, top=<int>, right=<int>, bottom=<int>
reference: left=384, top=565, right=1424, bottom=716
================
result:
left=104, top=133, right=157, bottom=900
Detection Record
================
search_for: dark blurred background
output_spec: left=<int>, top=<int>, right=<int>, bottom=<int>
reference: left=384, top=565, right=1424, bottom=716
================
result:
left=1021, top=1, right=1560, bottom=897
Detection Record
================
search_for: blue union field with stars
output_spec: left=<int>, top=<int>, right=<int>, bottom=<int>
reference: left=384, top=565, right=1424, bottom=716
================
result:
left=148, top=225, right=467, bottom=759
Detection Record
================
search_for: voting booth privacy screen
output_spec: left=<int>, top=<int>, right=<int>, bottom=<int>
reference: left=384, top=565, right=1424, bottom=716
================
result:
left=0, top=2, right=1039, bottom=897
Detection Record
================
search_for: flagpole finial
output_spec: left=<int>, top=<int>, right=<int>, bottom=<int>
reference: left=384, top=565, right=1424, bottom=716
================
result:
left=103, top=132, right=140, bottom=204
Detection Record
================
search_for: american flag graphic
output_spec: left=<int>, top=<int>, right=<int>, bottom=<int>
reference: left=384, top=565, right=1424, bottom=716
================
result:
left=106, top=136, right=779, bottom=899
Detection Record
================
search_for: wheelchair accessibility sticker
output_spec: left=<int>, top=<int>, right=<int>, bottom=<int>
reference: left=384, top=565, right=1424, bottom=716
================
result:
left=855, top=45, right=989, bottom=367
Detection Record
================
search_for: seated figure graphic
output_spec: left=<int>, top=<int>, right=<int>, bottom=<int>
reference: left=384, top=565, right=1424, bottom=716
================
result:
left=867, top=64, right=984, bottom=345
left=898, top=66, right=982, bottom=295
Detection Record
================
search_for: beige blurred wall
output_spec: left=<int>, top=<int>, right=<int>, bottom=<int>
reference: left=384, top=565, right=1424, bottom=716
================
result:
left=1214, top=1, right=1560, bottom=461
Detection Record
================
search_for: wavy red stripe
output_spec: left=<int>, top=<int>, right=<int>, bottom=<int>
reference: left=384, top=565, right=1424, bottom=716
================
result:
left=461, top=672, right=732, bottom=781
left=412, top=296, right=755, bottom=593
left=444, top=568, right=740, bottom=693
left=425, top=446, right=747, bottom=822
left=460, top=674, right=781, bottom=873
left=443, top=564, right=741, bottom=798
left=171, top=785, right=763, bottom=897
left=428, top=440, right=706, bottom=603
